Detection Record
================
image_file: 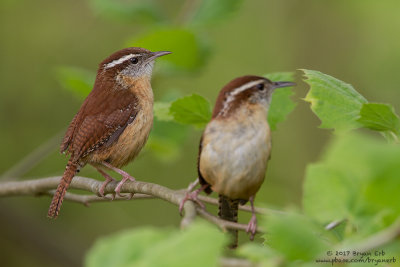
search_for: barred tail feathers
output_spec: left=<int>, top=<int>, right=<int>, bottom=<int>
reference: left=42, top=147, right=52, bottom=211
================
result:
left=47, top=161, right=78, bottom=219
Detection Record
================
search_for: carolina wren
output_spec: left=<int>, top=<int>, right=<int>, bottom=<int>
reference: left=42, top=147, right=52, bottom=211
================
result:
left=181, top=75, right=294, bottom=248
left=48, top=47, right=171, bottom=219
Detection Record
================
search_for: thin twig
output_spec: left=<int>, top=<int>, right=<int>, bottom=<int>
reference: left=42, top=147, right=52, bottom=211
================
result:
left=196, top=207, right=261, bottom=234
left=220, top=257, right=254, bottom=267
left=41, top=190, right=154, bottom=206
left=197, top=195, right=284, bottom=215
left=179, top=179, right=283, bottom=215
left=316, top=218, right=400, bottom=261
left=1, top=131, right=64, bottom=181
left=325, top=219, right=346, bottom=230
left=0, top=176, right=260, bottom=234
left=339, top=218, right=400, bottom=254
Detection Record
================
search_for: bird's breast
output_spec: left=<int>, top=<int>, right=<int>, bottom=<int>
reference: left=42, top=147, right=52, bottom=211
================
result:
left=199, top=105, right=271, bottom=200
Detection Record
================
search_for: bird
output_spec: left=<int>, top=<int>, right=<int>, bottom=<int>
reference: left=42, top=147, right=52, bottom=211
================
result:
left=48, top=47, right=171, bottom=219
left=180, top=75, right=295, bottom=248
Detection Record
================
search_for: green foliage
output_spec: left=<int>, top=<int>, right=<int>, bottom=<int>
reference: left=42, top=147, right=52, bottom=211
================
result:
left=85, top=222, right=227, bottom=267
left=237, top=243, right=278, bottom=263
left=303, top=163, right=352, bottom=223
left=55, top=66, right=95, bottom=98
left=85, top=228, right=168, bottom=267
left=264, top=213, right=331, bottom=261
left=189, top=0, right=244, bottom=27
left=302, top=69, right=368, bottom=132
left=302, top=69, right=400, bottom=142
left=154, top=102, right=173, bottom=121
left=54, top=0, right=400, bottom=263
left=357, top=103, right=400, bottom=136
left=89, top=0, right=164, bottom=23
left=303, top=133, right=400, bottom=232
left=169, top=94, right=212, bottom=128
left=265, top=72, right=296, bottom=131
left=128, top=28, right=208, bottom=71
left=236, top=132, right=400, bottom=265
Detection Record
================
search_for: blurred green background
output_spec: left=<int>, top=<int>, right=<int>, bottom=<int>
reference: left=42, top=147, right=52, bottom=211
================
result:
left=1, top=0, right=400, bottom=266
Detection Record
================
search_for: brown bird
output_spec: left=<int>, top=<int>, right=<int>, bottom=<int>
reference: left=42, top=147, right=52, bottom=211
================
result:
left=180, top=75, right=294, bottom=248
left=48, top=47, right=171, bottom=219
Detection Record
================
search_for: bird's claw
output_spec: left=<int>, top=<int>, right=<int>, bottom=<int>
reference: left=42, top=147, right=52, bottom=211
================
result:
left=115, top=175, right=136, bottom=198
left=98, top=177, right=116, bottom=198
left=246, top=214, right=257, bottom=240
left=179, top=191, right=205, bottom=215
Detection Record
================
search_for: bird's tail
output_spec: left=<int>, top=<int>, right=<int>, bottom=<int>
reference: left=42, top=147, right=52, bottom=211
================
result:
left=218, top=194, right=239, bottom=249
left=48, top=160, right=78, bottom=219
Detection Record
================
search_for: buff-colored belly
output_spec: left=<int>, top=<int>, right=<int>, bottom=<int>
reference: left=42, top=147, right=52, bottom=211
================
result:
left=108, top=109, right=153, bottom=167
left=199, top=108, right=271, bottom=200
left=89, top=108, right=153, bottom=168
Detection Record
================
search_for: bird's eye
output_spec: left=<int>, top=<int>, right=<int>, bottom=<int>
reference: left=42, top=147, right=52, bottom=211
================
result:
left=256, top=83, right=265, bottom=90
left=130, top=57, right=139, bottom=64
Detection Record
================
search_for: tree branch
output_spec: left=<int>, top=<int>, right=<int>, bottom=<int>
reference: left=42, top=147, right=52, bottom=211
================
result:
left=42, top=190, right=155, bottom=207
left=0, top=176, right=264, bottom=235
left=339, top=218, right=400, bottom=254
left=197, top=195, right=283, bottom=215
left=220, top=257, right=254, bottom=267
left=325, top=219, right=346, bottom=230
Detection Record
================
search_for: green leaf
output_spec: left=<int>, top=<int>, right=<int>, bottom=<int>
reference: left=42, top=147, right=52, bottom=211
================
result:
left=149, top=95, right=188, bottom=161
left=169, top=94, right=212, bottom=128
left=89, top=0, right=163, bottom=23
left=55, top=66, right=95, bottom=98
left=265, top=72, right=296, bottom=131
left=303, top=133, right=400, bottom=233
left=136, top=222, right=226, bottom=267
left=236, top=243, right=279, bottom=263
left=364, top=163, right=400, bottom=217
left=85, top=228, right=170, bottom=267
left=357, top=103, right=400, bottom=136
left=302, top=69, right=368, bottom=132
left=154, top=102, right=173, bottom=121
left=303, top=163, right=356, bottom=223
left=85, top=222, right=226, bottom=267
left=189, top=0, right=244, bottom=27
left=263, top=213, right=330, bottom=261
left=128, top=28, right=208, bottom=71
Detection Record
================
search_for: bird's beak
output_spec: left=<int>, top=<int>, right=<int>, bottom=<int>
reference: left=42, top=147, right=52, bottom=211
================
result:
left=145, top=51, right=172, bottom=64
left=272, top=81, right=296, bottom=89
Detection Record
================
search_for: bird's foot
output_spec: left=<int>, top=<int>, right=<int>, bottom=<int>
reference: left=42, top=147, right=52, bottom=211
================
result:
left=98, top=176, right=115, bottom=198
left=179, top=184, right=208, bottom=215
left=246, top=214, right=257, bottom=240
left=115, top=174, right=136, bottom=198
left=93, top=165, right=116, bottom=199
left=100, top=162, right=136, bottom=198
left=246, top=195, right=257, bottom=240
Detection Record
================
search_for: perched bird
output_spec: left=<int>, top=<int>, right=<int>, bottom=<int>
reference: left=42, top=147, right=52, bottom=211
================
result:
left=180, top=75, right=295, bottom=248
left=48, top=47, right=171, bottom=219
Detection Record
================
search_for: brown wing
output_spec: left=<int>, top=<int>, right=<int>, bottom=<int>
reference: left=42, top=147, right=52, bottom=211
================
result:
left=197, top=133, right=212, bottom=194
left=65, top=88, right=139, bottom=162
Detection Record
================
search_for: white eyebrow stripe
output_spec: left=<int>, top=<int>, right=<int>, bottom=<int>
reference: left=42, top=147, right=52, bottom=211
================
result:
left=230, top=79, right=265, bottom=96
left=104, top=54, right=139, bottom=69
left=218, top=79, right=265, bottom=116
